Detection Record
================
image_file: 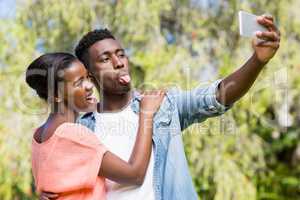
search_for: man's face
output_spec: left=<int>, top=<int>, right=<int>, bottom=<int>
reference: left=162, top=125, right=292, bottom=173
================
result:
left=87, top=38, right=131, bottom=95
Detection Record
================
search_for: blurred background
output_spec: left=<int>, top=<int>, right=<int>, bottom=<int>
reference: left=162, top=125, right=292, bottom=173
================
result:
left=0, top=0, right=299, bottom=199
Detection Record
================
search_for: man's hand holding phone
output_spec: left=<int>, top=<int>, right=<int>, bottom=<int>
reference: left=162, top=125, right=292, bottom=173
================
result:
left=239, top=11, right=281, bottom=64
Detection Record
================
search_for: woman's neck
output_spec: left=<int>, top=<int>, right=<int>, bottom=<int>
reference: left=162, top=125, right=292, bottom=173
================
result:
left=52, top=102, right=78, bottom=123
left=36, top=105, right=77, bottom=144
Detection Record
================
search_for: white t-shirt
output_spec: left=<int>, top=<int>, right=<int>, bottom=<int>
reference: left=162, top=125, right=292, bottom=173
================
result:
left=94, top=105, right=155, bottom=200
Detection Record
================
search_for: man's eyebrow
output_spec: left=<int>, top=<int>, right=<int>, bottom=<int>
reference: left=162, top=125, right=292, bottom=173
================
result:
left=98, top=51, right=110, bottom=57
left=97, top=48, right=125, bottom=58
left=115, top=48, right=125, bottom=53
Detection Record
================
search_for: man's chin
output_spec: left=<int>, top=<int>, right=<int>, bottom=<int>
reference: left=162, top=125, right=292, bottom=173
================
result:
left=118, top=84, right=131, bottom=94
left=104, top=84, right=131, bottom=95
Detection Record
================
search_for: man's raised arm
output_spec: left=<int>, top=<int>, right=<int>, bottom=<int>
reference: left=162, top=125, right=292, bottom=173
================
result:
left=174, top=14, right=280, bottom=130
left=217, top=14, right=280, bottom=105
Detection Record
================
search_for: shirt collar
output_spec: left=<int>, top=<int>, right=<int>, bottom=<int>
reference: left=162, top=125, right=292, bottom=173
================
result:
left=130, top=90, right=141, bottom=113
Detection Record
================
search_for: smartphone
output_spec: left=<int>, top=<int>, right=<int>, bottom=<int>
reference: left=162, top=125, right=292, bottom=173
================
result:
left=239, top=11, right=268, bottom=37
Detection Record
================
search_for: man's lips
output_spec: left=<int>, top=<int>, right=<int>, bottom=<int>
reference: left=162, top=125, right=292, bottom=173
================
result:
left=118, top=74, right=131, bottom=85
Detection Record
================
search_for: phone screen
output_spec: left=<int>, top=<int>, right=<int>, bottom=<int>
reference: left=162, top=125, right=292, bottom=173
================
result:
left=239, top=11, right=268, bottom=37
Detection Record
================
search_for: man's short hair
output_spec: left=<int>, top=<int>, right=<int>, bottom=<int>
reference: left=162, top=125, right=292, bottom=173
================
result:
left=74, top=29, right=115, bottom=68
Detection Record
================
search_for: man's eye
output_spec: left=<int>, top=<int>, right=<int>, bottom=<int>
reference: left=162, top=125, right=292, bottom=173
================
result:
left=101, top=57, right=110, bottom=63
left=118, top=53, right=125, bottom=58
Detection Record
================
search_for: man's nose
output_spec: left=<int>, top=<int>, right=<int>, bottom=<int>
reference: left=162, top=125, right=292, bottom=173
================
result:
left=112, top=55, right=124, bottom=69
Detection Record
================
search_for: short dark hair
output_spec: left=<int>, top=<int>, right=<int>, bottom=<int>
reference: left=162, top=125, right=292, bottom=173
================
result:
left=75, top=28, right=115, bottom=68
left=25, top=52, right=77, bottom=101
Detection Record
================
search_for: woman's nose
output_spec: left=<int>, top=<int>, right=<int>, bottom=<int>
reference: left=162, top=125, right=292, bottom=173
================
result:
left=84, top=79, right=94, bottom=91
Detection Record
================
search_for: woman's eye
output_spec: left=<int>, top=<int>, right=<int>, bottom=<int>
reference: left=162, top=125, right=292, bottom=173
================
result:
left=75, top=79, right=83, bottom=87
left=87, top=75, right=93, bottom=81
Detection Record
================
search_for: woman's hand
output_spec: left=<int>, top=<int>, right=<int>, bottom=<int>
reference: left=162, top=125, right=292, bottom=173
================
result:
left=39, top=191, right=58, bottom=200
left=140, top=90, right=165, bottom=117
left=98, top=90, right=166, bottom=185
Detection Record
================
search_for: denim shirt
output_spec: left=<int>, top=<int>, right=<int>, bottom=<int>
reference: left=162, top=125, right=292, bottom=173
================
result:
left=78, top=79, right=231, bottom=200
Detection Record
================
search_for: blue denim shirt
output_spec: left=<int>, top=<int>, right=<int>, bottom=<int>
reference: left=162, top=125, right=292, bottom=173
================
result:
left=78, top=79, right=231, bottom=200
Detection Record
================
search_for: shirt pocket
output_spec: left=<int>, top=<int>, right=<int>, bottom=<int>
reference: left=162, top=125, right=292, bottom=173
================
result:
left=154, top=97, right=173, bottom=127
left=153, top=97, right=175, bottom=150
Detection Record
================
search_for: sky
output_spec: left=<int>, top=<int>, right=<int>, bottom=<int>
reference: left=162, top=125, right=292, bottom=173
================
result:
left=0, top=0, right=219, bottom=19
left=0, top=0, right=220, bottom=19
left=0, top=0, right=16, bottom=19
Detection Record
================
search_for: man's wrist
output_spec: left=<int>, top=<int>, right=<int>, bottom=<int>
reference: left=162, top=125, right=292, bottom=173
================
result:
left=252, top=52, right=269, bottom=67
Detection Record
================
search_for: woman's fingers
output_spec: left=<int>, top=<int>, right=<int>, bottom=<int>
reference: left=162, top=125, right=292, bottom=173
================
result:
left=39, top=192, right=59, bottom=200
left=141, top=90, right=165, bottom=105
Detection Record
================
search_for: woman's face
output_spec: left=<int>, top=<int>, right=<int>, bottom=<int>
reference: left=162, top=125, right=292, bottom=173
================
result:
left=58, top=60, right=97, bottom=113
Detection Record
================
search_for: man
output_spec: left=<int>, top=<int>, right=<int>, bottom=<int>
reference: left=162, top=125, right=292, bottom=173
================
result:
left=42, top=14, right=280, bottom=200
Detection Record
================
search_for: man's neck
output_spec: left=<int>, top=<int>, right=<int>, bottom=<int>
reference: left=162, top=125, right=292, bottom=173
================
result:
left=98, top=91, right=132, bottom=112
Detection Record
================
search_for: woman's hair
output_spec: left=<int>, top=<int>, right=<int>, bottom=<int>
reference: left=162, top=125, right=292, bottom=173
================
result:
left=25, top=52, right=77, bottom=101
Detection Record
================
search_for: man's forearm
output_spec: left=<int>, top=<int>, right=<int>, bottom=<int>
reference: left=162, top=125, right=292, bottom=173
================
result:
left=216, top=14, right=280, bottom=106
left=216, top=52, right=266, bottom=105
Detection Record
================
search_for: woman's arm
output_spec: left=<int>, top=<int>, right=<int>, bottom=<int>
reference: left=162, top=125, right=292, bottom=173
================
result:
left=99, top=90, right=165, bottom=185
left=38, top=91, right=165, bottom=200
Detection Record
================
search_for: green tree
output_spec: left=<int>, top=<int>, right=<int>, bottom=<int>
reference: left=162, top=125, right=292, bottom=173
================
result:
left=0, top=0, right=299, bottom=199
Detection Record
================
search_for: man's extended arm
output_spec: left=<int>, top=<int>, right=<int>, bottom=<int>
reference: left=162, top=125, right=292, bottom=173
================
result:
left=174, top=14, right=280, bottom=130
left=217, top=14, right=280, bottom=105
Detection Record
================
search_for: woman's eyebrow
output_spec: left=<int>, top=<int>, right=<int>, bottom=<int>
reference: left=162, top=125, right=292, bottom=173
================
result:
left=73, top=76, right=84, bottom=83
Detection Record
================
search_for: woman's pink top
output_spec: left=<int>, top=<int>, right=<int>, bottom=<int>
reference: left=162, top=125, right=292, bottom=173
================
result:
left=31, top=123, right=107, bottom=200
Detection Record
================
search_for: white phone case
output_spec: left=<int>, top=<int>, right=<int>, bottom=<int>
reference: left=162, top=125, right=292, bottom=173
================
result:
left=239, top=11, right=268, bottom=37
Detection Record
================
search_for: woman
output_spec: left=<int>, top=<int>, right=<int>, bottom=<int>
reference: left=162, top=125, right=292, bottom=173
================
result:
left=26, top=52, right=164, bottom=199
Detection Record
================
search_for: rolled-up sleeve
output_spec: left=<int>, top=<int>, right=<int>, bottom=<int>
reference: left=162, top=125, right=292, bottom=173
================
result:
left=170, top=79, right=232, bottom=130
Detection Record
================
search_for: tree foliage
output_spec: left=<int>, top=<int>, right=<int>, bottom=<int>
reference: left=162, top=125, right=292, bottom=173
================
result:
left=0, top=0, right=299, bottom=199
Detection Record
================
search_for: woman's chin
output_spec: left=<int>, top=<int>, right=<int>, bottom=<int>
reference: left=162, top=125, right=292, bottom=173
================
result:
left=84, top=102, right=97, bottom=113
left=75, top=101, right=97, bottom=113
